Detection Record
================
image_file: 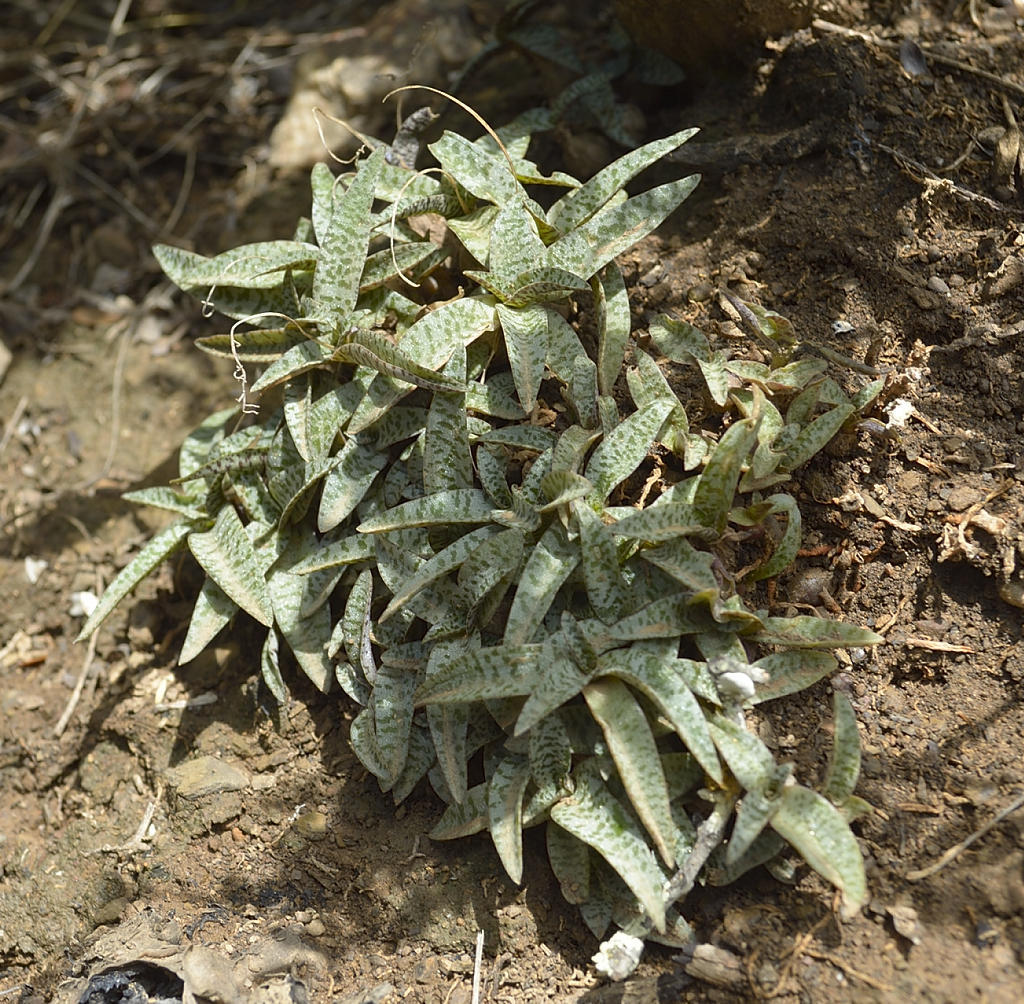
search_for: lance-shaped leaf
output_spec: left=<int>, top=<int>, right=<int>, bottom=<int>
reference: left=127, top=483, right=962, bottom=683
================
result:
left=547, top=175, right=699, bottom=280
left=707, top=715, right=776, bottom=792
left=430, top=784, right=489, bottom=840
left=122, top=485, right=204, bottom=520
left=503, top=267, right=589, bottom=308
left=529, top=713, right=573, bottom=799
left=312, top=148, right=384, bottom=319
left=336, top=329, right=464, bottom=393
left=514, top=643, right=590, bottom=735
left=290, top=533, right=375, bottom=574
left=475, top=424, right=556, bottom=452
left=358, top=489, right=494, bottom=533
left=539, top=470, right=593, bottom=510
left=575, top=501, right=629, bottom=623
left=584, top=677, right=678, bottom=868
left=350, top=707, right=391, bottom=785
left=546, top=823, right=591, bottom=904
left=267, top=560, right=332, bottom=692
left=424, top=348, right=472, bottom=493
left=379, top=527, right=496, bottom=623
left=465, top=379, right=526, bottom=421
left=585, top=398, right=674, bottom=504
left=371, top=663, right=419, bottom=788
left=341, top=568, right=373, bottom=677
left=593, top=262, right=631, bottom=396
left=359, top=242, right=445, bottom=291
left=177, top=406, right=245, bottom=479
left=822, top=691, right=861, bottom=806
left=447, top=205, right=499, bottom=263
left=250, top=339, right=332, bottom=396
left=781, top=403, right=855, bottom=471
left=550, top=761, right=668, bottom=933
left=392, top=722, right=439, bottom=804
left=750, top=617, right=882, bottom=650
left=641, top=537, right=719, bottom=601
left=195, top=324, right=312, bottom=363
left=429, top=131, right=521, bottom=205
left=154, top=240, right=318, bottom=291
left=769, top=784, right=867, bottom=920
left=547, top=127, right=699, bottom=234
left=188, top=507, right=273, bottom=628
left=179, top=575, right=237, bottom=665
left=414, top=643, right=544, bottom=704
left=260, top=627, right=287, bottom=703
left=726, top=763, right=792, bottom=864
left=428, top=700, right=470, bottom=807
left=504, top=521, right=580, bottom=646
left=77, top=520, right=196, bottom=641
left=544, top=309, right=587, bottom=385
left=692, top=418, right=757, bottom=534
left=601, top=592, right=713, bottom=643
left=488, top=197, right=547, bottom=282
left=746, top=493, right=801, bottom=582
left=647, top=314, right=709, bottom=365
left=457, top=528, right=523, bottom=624
left=496, top=302, right=548, bottom=414
left=598, top=649, right=723, bottom=785
left=488, top=754, right=532, bottom=884
left=748, top=650, right=836, bottom=704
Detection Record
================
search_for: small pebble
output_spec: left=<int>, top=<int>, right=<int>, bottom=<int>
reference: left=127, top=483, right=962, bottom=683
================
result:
left=305, top=918, right=326, bottom=937
left=926, top=275, right=950, bottom=295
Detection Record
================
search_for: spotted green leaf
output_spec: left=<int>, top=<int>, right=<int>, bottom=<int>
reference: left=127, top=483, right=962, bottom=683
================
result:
left=504, top=522, right=580, bottom=646
left=515, top=642, right=591, bottom=735
left=598, top=648, right=723, bottom=785
left=428, top=699, right=470, bottom=807
left=76, top=520, right=196, bottom=642
left=429, top=131, right=521, bottom=206
left=751, top=617, right=882, bottom=650
left=726, top=763, right=791, bottom=865
left=707, top=715, right=775, bottom=791
left=259, top=627, right=287, bottom=703
left=546, top=823, right=591, bottom=904
left=290, top=533, right=375, bottom=575
left=488, top=754, right=532, bottom=884
left=250, top=339, right=331, bottom=396
left=549, top=761, right=668, bottom=933
left=746, top=493, right=802, bottom=582
left=496, top=302, right=548, bottom=414
left=781, top=402, right=855, bottom=471
left=583, top=677, right=677, bottom=868
left=547, top=127, right=699, bottom=234
left=194, top=324, right=312, bottom=363
left=413, top=642, right=543, bottom=704
left=336, top=329, right=464, bottom=393
left=179, top=575, right=236, bottom=665
left=447, top=205, right=499, bottom=263
left=267, top=557, right=332, bottom=693
left=153, top=240, right=318, bottom=291
left=593, top=262, right=631, bottom=397
left=358, top=489, right=494, bottom=533
left=188, top=507, right=273, bottom=628
left=547, top=175, right=699, bottom=280
left=371, top=663, right=419, bottom=788
left=692, top=418, right=757, bottom=534
left=585, top=398, right=674, bottom=504
left=429, top=784, right=489, bottom=840
left=769, top=784, right=867, bottom=920
left=822, top=691, right=861, bottom=806
left=424, top=348, right=472, bottom=493
left=312, top=148, right=384, bottom=320
left=573, top=501, right=628, bottom=623
left=748, top=650, right=836, bottom=703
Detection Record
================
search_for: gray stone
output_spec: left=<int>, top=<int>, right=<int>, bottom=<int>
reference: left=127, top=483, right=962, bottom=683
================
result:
left=166, top=755, right=250, bottom=799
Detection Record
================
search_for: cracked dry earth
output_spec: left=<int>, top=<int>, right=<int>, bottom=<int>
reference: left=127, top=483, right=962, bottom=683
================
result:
left=2, top=1, right=1024, bottom=1001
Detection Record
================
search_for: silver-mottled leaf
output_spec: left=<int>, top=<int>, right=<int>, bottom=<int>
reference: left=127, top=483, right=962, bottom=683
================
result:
left=748, top=650, right=836, bottom=703
left=188, top=507, right=273, bottom=627
left=547, top=127, right=699, bottom=234
left=496, top=302, right=549, bottom=414
left=598, top=648, right=724, bottom=785
left=429, top=783, right=489, bottom=839
left=751, top=617, right=882, bottom=649
left=358, top=489, right=494, bottom=533
left=77, top=520, right=195, bottom=642
left=488, top=754, right=532, bottom=884
left=585, top=398, right=674, bottom=503
left=549, top=761, right=668, bottom=933
left=546, top=823, right=591, bottom=904
left=179, top=575, right=236, bottom=664
left=593, top=262, right=630, bottom=396
left=312, top=148, right=384, bottom=319
left=424, top=348, right=472, bottom=493
left=504, top=521, right=580, bottom=646
left=707, top=715, right=775, bottom=792
left=692, top=418, right=757, bottom=534
left=547, top=175, right=699, bottom=279
left=822, top=691, right=861, bottom=806
left=583, top=678, right=677, bottom=868
left=769, top=784, right=867, bottom=920
left=574, top=501, right=628, bottom=624
left=372, top=663, right=419, bottom=788
left=413, top=643, right=543, bottom=704
left=267, top=555, right=332, bottom=692
left=290, top=533, right=375, bottom=575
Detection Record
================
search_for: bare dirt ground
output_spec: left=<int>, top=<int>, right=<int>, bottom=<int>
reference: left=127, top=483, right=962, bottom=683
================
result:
left=2, top=1, right=1023, bottom=1001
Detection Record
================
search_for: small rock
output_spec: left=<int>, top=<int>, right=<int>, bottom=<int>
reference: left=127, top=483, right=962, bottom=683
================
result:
left=926, top=275, right=950, bottom=295
left=908, top=287, right=940, bottom=310
left=887, top=904, right=924, bottom=945
left=166, top=756, right=250, bottom=799
left=305, top=918, right=326, bottom=937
